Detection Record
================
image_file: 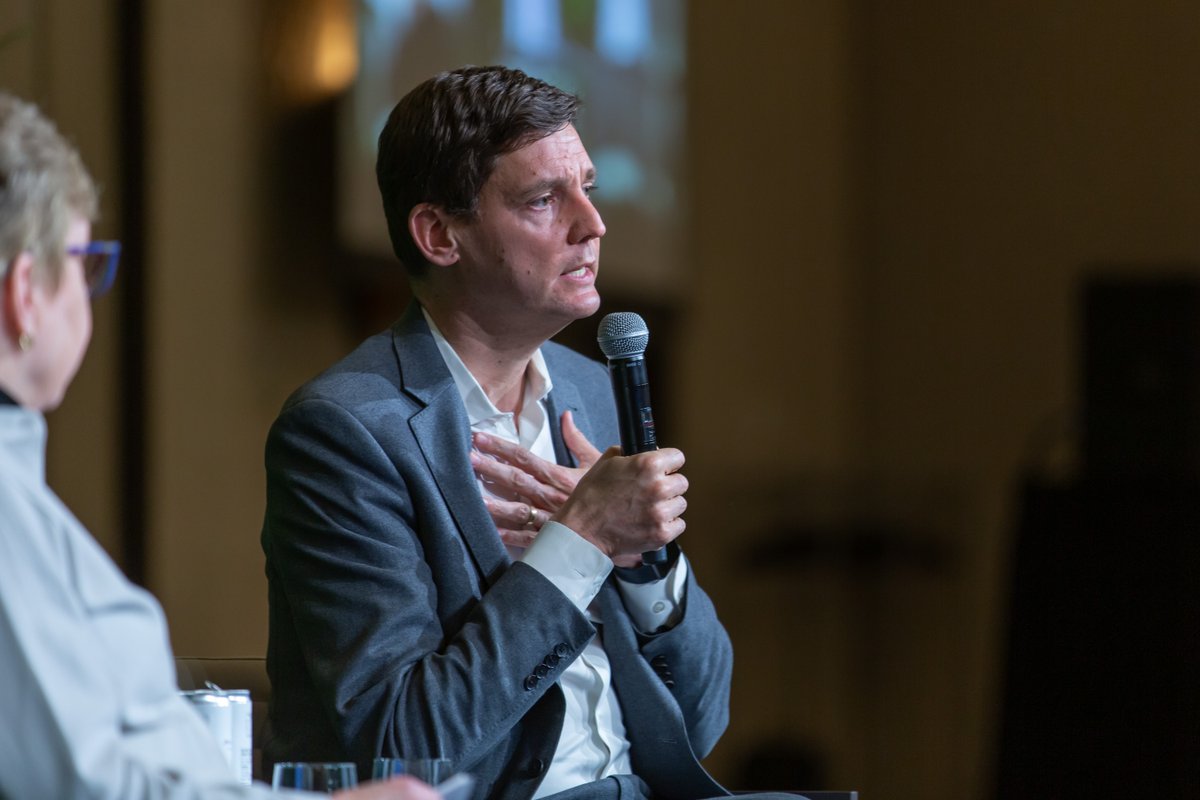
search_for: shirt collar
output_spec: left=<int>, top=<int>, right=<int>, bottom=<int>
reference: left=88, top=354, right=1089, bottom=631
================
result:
left=422, top=307, right=553, bottom=426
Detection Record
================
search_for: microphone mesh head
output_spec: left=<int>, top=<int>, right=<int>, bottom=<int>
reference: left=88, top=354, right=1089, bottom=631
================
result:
left=597, top=312, right=649, bottom=359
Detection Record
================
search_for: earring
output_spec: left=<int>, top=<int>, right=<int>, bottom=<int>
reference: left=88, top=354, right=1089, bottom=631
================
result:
left=18, top=331, right=33, bottom=351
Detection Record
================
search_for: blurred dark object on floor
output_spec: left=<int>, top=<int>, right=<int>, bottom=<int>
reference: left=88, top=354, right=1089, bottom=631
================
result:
left=995, top=479, right=1200, bottom=797
left=734, top=737, right=826, bottom=793
left=1083, top=271, right=1200, bottom=482
left=999, top=272, right=1200, bottom=796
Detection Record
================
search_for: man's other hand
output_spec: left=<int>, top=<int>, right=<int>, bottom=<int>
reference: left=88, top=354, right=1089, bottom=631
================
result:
left=471, top=410, right=602, bottom=548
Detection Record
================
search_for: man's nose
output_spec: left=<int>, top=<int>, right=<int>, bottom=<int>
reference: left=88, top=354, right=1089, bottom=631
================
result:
left=568, top=190, right=606, bottom=243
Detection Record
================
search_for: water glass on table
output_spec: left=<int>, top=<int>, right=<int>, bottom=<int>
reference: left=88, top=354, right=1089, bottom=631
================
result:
left=371, top=757, right=452, bottom=784
left=272, top=762, right=358, bottom=792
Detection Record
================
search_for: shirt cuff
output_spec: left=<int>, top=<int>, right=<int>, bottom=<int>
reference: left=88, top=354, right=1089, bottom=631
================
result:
left=615, top=554, right=689, bottom=632
left=520, top=520, right=613, bottom=613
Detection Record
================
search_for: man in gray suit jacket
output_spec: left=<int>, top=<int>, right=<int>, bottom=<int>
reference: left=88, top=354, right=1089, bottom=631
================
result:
left=262, top=66, right=736, bottom=800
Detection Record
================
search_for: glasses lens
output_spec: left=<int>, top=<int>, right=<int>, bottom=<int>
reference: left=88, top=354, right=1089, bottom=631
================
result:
left=73, top=241, right=120, bottom=297
left=83, top=253, right=108, bottom=295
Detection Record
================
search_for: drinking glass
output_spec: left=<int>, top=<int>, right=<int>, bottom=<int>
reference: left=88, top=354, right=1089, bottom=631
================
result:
left=272, top=762, right=357, bottom=792
left=312, top=762, right=358, bottom=792
left=372, top=758, right=407, bottom=780
left=371, top=757, right=452, bottom=784
left=271, top=763, right=314, bottom=790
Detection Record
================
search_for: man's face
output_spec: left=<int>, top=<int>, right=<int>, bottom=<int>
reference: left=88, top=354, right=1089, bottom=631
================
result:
left=449, top=124, right=605, bottom=333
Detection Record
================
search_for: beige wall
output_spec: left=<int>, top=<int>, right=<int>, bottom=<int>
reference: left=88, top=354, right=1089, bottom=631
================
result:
left=143, top=1, right=352, bottom=656
left=684, top=1, right=1200, bottom=798
left=865, top=3, right=1200, bottom=797
left=6, top=2, right=1200, bottom=798
left=681, top=0, right=873, bottom=788
left=1, top=0, right=124, bottom=562
left=143, top=1, right=268, bottom=656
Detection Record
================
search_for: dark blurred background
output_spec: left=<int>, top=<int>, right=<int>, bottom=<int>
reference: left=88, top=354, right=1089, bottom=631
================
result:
left=4, top=1, right=1197, bottom=797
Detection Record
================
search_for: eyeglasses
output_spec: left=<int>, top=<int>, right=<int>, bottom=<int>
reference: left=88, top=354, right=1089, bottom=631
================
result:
left=66, top=240, right=121, bottom=298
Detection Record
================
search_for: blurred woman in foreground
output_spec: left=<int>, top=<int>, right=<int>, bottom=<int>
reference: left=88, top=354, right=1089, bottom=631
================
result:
left=0, top=93, right=437, bottom=800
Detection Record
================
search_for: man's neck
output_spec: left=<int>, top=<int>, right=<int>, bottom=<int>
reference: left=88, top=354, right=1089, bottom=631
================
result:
left=423, top=305, right=544, bottom=414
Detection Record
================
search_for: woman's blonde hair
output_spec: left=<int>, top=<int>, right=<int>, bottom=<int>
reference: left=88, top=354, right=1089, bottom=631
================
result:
left=0, top=93, right=98, bottom=288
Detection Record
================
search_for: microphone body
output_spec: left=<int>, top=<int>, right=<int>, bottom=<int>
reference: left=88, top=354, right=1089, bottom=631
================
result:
left=597, top=312, right=669, bottom=565
left=608, top=356, right=657, bottom=455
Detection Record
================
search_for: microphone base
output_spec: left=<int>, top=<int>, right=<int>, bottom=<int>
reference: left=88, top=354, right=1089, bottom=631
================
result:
left=616, top=543, right=680, bottom=583
left=642, top=547, right=670, bottom=565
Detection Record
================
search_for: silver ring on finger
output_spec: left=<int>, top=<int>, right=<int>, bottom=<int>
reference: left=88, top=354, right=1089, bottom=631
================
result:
left=524, top=505, right=538, bottom=530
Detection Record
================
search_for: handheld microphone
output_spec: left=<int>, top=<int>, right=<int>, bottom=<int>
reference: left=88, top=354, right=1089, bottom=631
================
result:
left=597, top=312, right=668, bottom=565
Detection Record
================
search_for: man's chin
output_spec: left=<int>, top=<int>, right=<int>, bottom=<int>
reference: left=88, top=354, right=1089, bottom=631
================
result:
left=541, top=297, right=602, bottom=340
left=576, top=299, right=602, bottom=320
left=571, top=289, right=602, bottom=320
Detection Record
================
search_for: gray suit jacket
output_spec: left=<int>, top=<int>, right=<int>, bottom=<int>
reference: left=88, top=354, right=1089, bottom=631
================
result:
left=261, top=304, right=733, bottom=800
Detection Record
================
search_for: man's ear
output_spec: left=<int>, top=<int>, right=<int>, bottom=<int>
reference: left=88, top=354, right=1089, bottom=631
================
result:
left=408, top=203, right=460, bottom=267
left=2, top=252, right=38, bottom=342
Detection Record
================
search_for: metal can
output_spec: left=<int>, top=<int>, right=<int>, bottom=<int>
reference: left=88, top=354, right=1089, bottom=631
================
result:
left=224, top=689, right=253, bottom=786
left=181, top=690, right=234, bottom=771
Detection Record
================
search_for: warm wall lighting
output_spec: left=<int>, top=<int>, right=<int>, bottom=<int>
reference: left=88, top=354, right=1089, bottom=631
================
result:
left=270, top=0, right=359, bottom=105
left=310, top=0, right=358, bottom=95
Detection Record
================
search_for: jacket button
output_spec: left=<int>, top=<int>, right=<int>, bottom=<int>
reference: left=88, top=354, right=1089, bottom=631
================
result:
left=524, top=675, right=539, bottom=691
left=651, top=655, right=668, bottom=668
left=553, top=643, right=570, bottom=658
left=534, top=664, right=550, bottom=678
left=546, top=653, right=561, bottom=667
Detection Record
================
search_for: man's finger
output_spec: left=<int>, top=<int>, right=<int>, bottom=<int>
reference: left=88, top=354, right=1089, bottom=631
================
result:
left=483, top=495, right=554, bottom=531
left=498, top=528, right=539, bottom=549
left=642, top=446, right=685, bottom=474
left=483, top=496, right=529, bottom=530
left=561, top=410, right=603, bottom=467
left=472, top=432, right=579, bottom=496
left=473, top=454, right=570, bottom=509
left=472, top=432, right=557, bottom=481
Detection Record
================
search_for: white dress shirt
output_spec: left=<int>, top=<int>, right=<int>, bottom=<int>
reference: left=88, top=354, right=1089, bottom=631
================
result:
left=424, top=310, right=688, bottom=796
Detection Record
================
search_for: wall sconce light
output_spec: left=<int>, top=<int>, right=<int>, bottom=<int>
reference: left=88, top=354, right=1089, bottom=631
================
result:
left=268, top=0, right=358, bottom=106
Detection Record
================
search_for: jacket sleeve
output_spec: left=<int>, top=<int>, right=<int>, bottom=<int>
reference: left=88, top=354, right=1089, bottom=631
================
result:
left=627, top=565, right=733, bottom=758
left=262, top=396, right=595, bottom=774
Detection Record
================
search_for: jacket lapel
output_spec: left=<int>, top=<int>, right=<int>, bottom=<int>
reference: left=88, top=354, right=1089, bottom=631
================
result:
left=392, top=304, right=509, bottom=587
left=543, top=351, right=593, bottom=468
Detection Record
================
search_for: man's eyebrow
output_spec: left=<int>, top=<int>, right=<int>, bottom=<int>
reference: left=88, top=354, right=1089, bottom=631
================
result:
left=517, top=177, right=560, bottom=197
left=511, top=168, right=598, bottom=199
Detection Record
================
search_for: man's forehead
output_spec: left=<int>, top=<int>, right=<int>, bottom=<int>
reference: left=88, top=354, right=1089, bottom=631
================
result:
left=491, top=126, right=595, bottom=183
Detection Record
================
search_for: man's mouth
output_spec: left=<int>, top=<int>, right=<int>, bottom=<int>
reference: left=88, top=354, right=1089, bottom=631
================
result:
left=561, top=260, right=597, bottom=280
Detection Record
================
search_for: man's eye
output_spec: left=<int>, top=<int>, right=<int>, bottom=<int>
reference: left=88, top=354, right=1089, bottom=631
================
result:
left=530, top=195, right=552, bottom=209
left=584, top=184, right=598, bottom=198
